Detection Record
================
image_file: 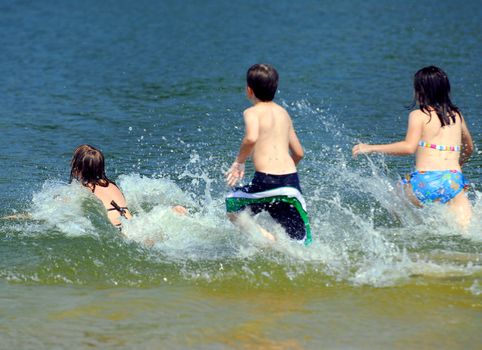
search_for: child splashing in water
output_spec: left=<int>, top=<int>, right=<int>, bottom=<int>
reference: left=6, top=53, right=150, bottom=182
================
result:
left=353, top=66, right=474, bottom=228
left=70, top=144, right=133, bottom=229
left=225, top=64, right=311, bottom=244
left=70, top=144, right=186, bottom=230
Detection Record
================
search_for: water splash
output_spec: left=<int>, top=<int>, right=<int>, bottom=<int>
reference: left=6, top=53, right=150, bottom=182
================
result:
left=0, top=100, right=480, bottom=288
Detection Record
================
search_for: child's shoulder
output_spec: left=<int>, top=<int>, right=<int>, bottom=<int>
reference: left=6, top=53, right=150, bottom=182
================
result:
left=94, top=181, right=122, bottom=197
left=244, top=102, right=288, bottom=115
left=243, top=105, right=257, bottom=115
left=409, top=108, right=430, bottom=120
left=94, top=182, right=127, bottom=206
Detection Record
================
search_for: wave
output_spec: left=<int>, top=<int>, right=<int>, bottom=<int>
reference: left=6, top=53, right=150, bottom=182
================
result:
left=0, top=101, right=480, bottom=289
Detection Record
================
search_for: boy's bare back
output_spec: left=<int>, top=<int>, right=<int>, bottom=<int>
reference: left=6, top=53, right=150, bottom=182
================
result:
left=244, top=101, right=302, bottom=175
left=226, top=63, right=304, bottom=187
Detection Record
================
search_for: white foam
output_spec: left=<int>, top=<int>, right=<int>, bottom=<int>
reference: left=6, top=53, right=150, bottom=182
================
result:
left=13, top=100, right=481, bottom=287
left=29, top=181, right=99, bottom=237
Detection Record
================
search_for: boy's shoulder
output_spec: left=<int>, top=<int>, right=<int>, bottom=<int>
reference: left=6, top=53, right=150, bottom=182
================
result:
left=243, top=102, right=288, bottom=116
left=243, top=105, right=257, bottom=115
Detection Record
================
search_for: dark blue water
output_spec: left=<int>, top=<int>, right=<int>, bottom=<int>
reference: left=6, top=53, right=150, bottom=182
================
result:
left=0, top=0, right=481, bottom=284
left=1, top=1, right=481, bottom=348
left=1, top=0, right=480, bottom=210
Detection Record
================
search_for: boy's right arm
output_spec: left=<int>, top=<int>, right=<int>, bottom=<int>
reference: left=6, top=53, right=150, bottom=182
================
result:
left=235, top=109, right=259, bottom=164
left=288, top=120, right=304, bottom=165
left=226, top=110, right=259, bottom=187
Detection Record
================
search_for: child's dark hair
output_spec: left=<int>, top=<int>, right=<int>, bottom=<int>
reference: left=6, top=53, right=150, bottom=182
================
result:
left=247, top=64, right=279, bottom=101
left=413, top=66, right=460, bottom=126
left=69, top=144, right=112, bottom=192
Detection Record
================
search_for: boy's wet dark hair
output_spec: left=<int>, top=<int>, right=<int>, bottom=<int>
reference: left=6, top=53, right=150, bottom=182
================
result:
left=413, top=66, right=460, bottom=126
left=69, top=144, right=112, bottom=191
left=247, top=64, right=279, bottom=101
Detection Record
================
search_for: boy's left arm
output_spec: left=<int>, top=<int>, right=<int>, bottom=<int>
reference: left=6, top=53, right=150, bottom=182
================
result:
left=289, top=120, right=304, bottom=165
left=226, top=110, right=259, bottom=187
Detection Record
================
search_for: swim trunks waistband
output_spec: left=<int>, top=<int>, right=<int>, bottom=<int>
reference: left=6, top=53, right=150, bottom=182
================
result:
left=245, top=171, right=302, bottom=193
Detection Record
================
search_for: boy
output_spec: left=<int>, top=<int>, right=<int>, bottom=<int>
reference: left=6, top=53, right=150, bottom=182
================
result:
left=225, top=64, right=311, bottom=245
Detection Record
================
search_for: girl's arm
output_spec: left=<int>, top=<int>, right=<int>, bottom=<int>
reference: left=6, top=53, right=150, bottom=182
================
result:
left=459, top=115, right=474, bottom=166
left=1, top=213, right=31, bottom=220
left=353, top=111, right=423, bottom=156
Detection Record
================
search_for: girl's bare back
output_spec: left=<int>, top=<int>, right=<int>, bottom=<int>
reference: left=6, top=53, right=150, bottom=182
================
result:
left=415, top=109, right=463, bottom=171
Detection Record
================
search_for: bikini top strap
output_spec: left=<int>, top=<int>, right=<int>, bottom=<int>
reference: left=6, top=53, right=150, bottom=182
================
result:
left=418, top=140, right=460, bottom=152
left=109, top=200, right=129, bottom=218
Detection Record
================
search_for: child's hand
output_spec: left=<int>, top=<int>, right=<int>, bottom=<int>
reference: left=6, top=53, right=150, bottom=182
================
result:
left=352, top=143, right=370, bottom=157
left=171, top=205, right=188, bottom=215
left=225, top=161, right=245, bottom=187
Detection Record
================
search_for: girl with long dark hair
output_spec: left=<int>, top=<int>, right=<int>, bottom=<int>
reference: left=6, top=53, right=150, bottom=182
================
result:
left=70, top=144, right=133, bottom=228
left=352, top=66, right=474, bottom=227
left=70, top=144, right=187, bottom=230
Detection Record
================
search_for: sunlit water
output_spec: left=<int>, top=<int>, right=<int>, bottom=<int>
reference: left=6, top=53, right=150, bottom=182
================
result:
left=1, top=0, right=481, bottom=348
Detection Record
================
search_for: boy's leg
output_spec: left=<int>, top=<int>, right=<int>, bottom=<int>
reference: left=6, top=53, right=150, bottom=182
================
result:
left=257, top=225, right=276, bottom=241
left=227, top=208, right=275, bottom=241
left=447, top=191, right=472, bottom=230
left=266, top=202, right=306, bottom=240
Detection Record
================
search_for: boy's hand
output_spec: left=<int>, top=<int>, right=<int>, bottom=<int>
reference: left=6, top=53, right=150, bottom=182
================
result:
left=225, top=162, right=245, bottom=187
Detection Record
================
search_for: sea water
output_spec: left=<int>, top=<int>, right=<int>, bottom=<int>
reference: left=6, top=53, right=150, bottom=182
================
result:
left=1, top=0, right=481, bottom=349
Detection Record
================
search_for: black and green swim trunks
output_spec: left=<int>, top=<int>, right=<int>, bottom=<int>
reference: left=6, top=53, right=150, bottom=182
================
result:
left=226, top=172, right=312, bottom=245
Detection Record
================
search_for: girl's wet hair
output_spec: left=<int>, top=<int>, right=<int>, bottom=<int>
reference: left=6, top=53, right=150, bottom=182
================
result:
left=69, top=144, right=112, bottom=191
left=413, top=66, right=461, bottom=126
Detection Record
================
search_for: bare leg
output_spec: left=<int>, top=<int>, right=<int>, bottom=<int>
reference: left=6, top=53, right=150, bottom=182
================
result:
left=1, top=213, right=31, bottom=220
left=446, top=191, right=472, bottom=230
left=256, top=226, right=276, bottom=241
left=227, top=212, right=276, bottom=241
left=402, top=183, right=423, bottom=208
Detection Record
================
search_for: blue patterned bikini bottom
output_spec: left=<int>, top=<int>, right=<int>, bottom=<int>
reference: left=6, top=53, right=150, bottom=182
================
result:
left=402, top=170, right=468, bottom=204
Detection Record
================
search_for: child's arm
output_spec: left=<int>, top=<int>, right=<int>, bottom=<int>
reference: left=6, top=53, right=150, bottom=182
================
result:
left=459, top=115, right=474, bottom=166
left=235, top=110, right=259, bottom=163
left=226, top=110, right=258, bottom=187
left=1, top=213, right=31, bottom=220
left=289, top=121, right=304, bottom=165
left=352, top=111, right=423, bottom=156
left=171, top=205, right=188, bottom=215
